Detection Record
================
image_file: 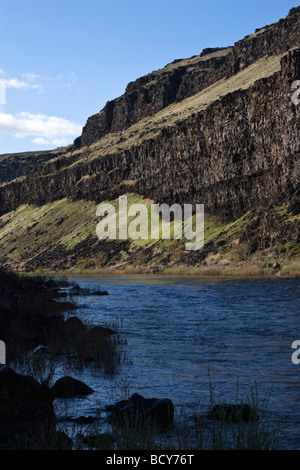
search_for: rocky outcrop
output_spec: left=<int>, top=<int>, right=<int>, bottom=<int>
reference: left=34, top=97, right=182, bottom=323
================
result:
left=0, top=149, right=67, bottom=184
left=76, top=6, right=300, bottom=147
left=77, top=47, right=231, bottom=148
left=0, top=47, right=299, bottom=224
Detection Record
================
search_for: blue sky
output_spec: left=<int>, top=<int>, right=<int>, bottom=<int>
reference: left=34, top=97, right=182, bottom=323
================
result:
left=0, top=0, right=298, bottom=154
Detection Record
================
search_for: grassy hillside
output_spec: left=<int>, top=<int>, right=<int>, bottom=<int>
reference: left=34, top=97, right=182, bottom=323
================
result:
left=0, top=195, right=298, bottom=277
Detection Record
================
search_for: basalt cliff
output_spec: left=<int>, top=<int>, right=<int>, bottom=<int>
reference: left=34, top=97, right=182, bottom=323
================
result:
left=0, top=7, right=299, bottom=275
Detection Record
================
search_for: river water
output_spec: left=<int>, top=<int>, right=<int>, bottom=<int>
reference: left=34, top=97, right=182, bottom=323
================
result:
left=54, top=275, right=300, bottom=449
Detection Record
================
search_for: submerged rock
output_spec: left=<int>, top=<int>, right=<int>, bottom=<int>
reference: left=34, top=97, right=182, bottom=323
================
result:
left=87, top=325, right=117, bottom=339
left=105, top=393, right=174, bottom=430
left=69, top=284, right=109, bottom=296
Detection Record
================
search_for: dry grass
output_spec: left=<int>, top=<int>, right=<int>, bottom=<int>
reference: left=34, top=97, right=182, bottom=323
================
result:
left=228, top=243, right=249, bottom=262
left=280, top=260, right=300, bottom=277
left=224, top=264, right=261, bottom=277
left=153, top=47, right=233, bottom=74
left=162, top=265, right=225, bottom=276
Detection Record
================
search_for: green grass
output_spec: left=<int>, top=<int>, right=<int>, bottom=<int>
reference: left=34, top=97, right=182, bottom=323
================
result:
left=0, top=195, right=298, bottom=276
left=0, top=199, right=98, bottom=266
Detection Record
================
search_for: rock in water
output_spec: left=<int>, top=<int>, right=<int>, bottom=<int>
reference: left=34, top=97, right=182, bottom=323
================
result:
left=52, top=376, right=94, bottom=398
left=105, top=393, right=174, bottom=430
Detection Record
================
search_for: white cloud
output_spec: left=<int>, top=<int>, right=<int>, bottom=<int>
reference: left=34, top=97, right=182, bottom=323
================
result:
left=0, top=69, right=76, bottom=99
left=21, top=72, right=42, bottom=82
left=32, top=137, right=50, bottom=145
left=0, top=111, right=82, bottom=147
left=0, top=78, right=31, bottom=90
left=0, top=69, right=82, bottom=147
left=0, top=74, right=45, bottom=99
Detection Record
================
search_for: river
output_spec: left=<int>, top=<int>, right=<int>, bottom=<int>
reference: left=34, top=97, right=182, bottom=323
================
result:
left=53, top=275, right=300, bottom=450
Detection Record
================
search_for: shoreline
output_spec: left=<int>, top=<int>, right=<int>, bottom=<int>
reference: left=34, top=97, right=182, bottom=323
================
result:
left=19, top=263, right=300, bottom=281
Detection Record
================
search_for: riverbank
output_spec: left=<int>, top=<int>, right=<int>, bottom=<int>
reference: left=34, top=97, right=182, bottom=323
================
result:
left=21, top=257, right=300, bottom=279
left=0, top=269, right=123, bottom=448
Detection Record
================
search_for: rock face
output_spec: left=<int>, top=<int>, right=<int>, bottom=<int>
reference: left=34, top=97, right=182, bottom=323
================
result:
left=1, top=47, right=299, bottom=223
left=77, top=7, right=300, bottom=147
left=77, top=47, right=232, bottom=148
left=0, top=149, right=66, bottom=184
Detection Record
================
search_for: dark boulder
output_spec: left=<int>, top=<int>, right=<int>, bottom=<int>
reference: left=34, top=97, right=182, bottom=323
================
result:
left=52, top=376, right=94, bottom=398
left=43, top=279, right=59, bottom=290
left=2, top=399, right=57, bottom=435
left=65, top=316, right=87, bottom=334
left=91, top=289, right=109, bottom=296
left=0, top=367, right=56, bottom=449
left=105, top=393, right=174, bottom=430
left=69, top=284, right=109, bottom=296
left=69, top=285, right=91, bottom=296
left=0, top=366, right=54, bottom=402
left=87, top=325, right=117, bottom=339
